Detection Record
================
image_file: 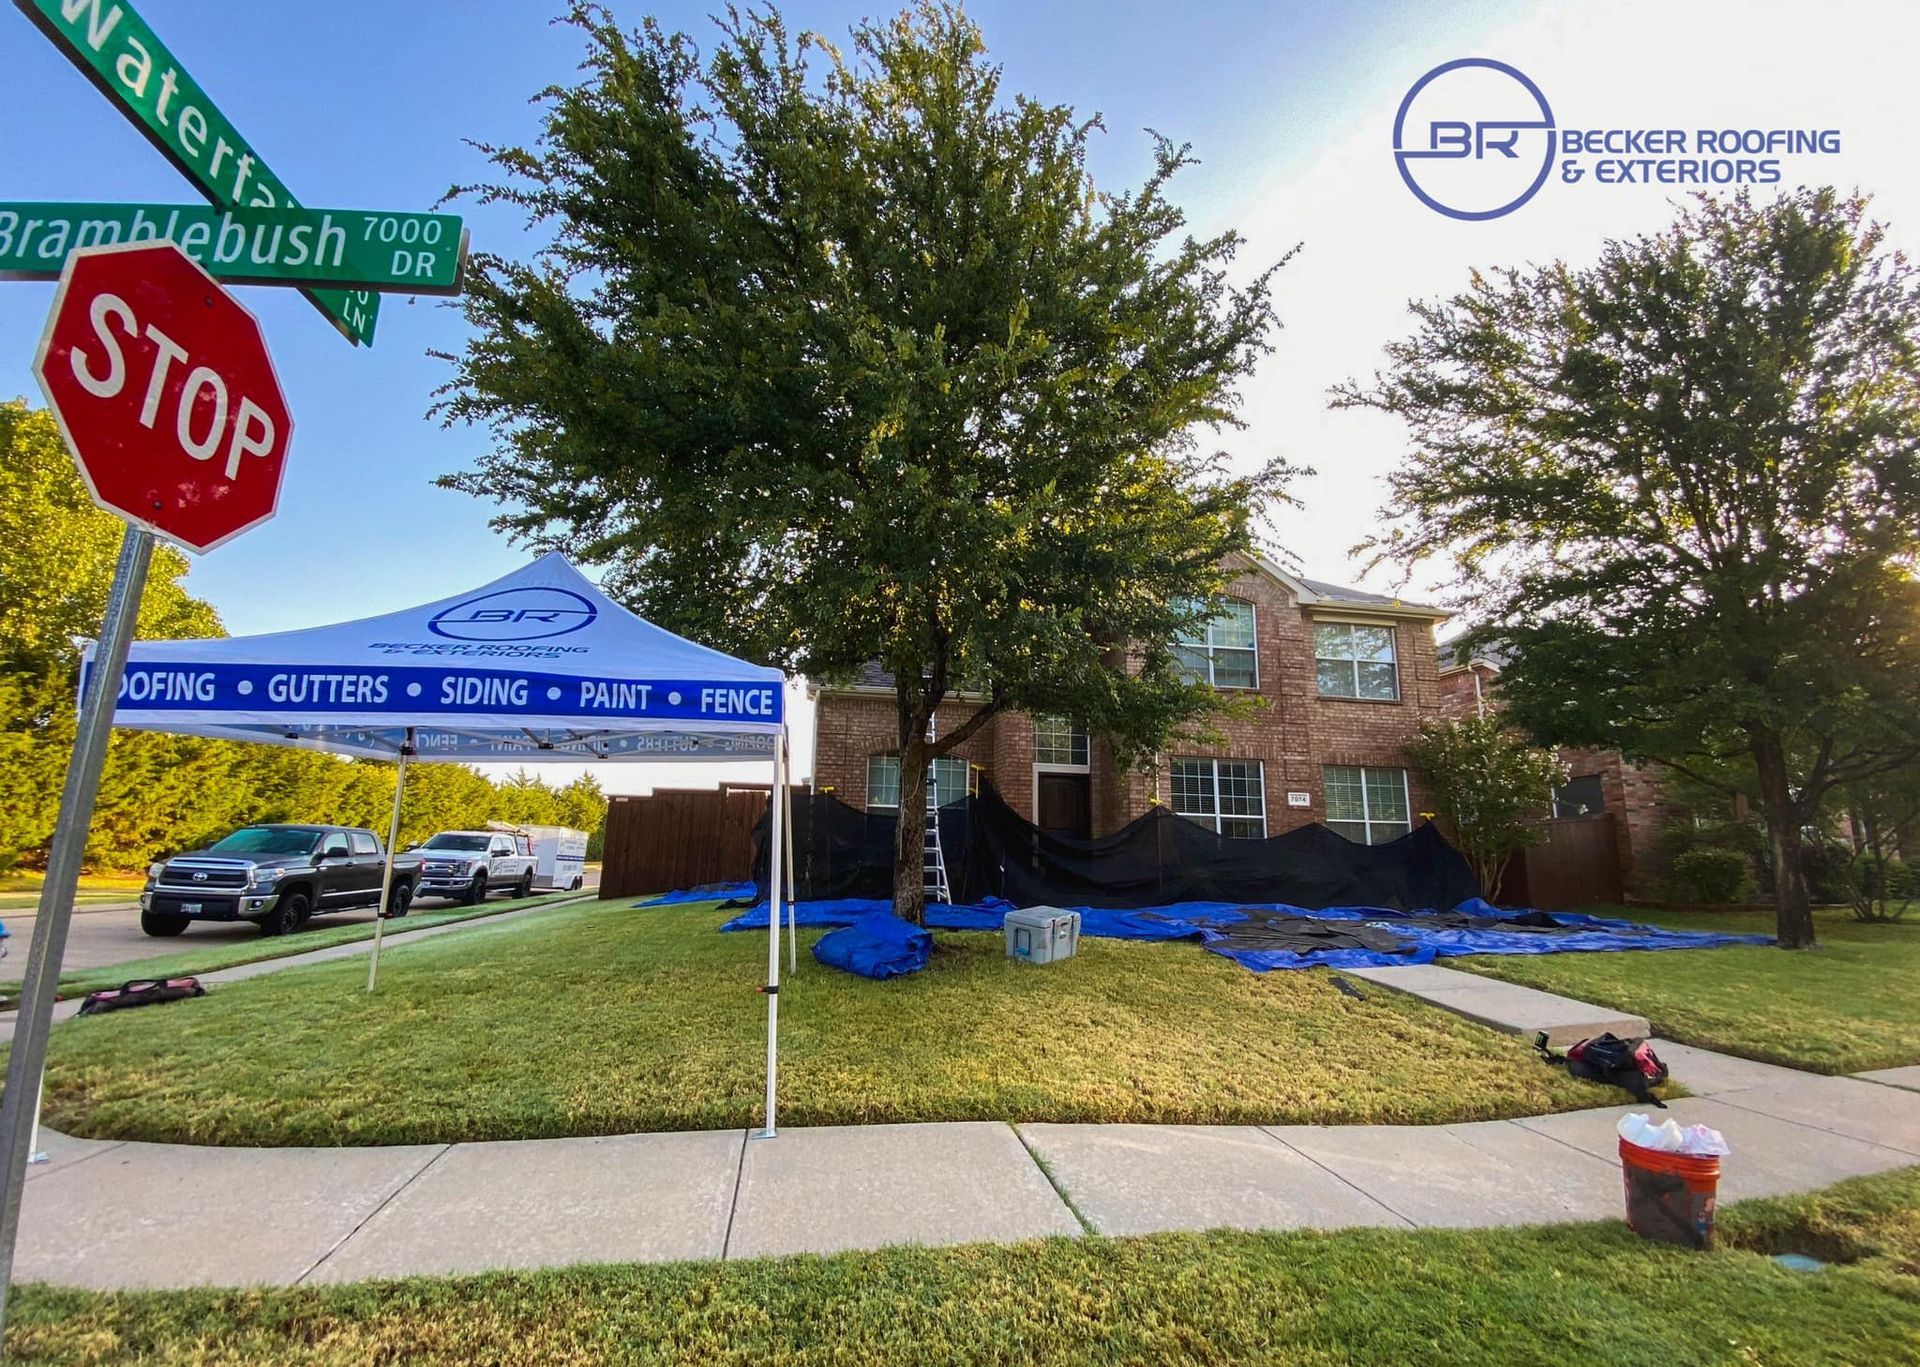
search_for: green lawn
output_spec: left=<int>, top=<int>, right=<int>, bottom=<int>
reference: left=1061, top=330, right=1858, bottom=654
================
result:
left=35, top=900, right=1613, bottom=1146
left=10, top=1168, right=1917, bottom=1365
left=1456, top=905, right=1920, bottom=1075
left=0, top=890, right=593, bottom=1009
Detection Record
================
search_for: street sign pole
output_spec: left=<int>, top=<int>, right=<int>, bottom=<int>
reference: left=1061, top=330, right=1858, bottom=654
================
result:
left=0, top=524, right=153, bottom=1342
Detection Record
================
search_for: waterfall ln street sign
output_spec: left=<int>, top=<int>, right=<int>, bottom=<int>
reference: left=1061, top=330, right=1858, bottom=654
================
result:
left=33, top=241, right=294, bottom=554
left=0, top=203, right=469, bottom=294
left=15, top=0, right=380, bottom=346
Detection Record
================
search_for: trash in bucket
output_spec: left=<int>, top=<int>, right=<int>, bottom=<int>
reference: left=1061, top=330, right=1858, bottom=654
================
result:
left=1616, top=1113, right=1727, bottom=1250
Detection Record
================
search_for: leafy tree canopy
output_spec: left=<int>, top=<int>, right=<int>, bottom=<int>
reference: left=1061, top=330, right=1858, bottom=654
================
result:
left=1336, top=190, right=1920, bottom=947
left=436, top=2, right=1297, bottom=918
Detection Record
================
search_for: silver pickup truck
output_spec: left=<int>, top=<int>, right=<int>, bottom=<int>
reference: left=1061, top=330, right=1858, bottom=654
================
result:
left=412, top=830, right=539, bottom=904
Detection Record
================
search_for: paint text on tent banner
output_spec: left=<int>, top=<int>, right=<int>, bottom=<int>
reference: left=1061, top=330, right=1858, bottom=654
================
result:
left=14, top=0, right=380, bottom=344
left=0, top=203, right=468, bottom=293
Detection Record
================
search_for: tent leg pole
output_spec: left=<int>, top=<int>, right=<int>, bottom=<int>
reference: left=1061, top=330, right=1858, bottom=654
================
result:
left=367, top=728, right=414, bottom=994
left=785, top=734, right=797, bottom=975
left=0, top=526, right=151, bottom=1345
left=758, top=735, right=785, bottom=1139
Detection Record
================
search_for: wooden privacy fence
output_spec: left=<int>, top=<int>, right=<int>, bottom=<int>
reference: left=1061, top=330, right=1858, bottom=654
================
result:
left=1500, top=812, right=1623, bottom=910
left=600, top=785, right=806, bottom=900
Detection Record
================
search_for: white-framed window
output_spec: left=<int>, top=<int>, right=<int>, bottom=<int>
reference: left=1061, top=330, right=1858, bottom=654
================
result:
left=1314, top=622, right=1400, bottom=700
left=1032, top=716, right=1089, bottom=768
left=866, top=754, right=969, bottom=811
left=1170, top=758, right=1267, bottom=838
left=1323, top=765, right=1412, bottom=844
left=1174, top=599, right=1258, bottom=689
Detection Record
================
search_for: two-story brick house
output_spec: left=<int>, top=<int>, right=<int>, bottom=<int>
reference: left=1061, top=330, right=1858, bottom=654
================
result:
left=810, top=554, right=1452, bottom=845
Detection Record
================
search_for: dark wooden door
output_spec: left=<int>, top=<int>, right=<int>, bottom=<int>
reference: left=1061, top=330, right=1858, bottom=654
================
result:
left=1037, top=773, right=1092, bottom=839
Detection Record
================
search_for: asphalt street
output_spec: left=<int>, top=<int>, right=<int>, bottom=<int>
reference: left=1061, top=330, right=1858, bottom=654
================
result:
left=1, top=868, right=602, bottom=974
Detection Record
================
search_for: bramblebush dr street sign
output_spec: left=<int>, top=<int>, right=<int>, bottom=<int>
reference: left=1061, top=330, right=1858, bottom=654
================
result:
left=33, top=241, right=294, bottom=553
left=0, top=202, right=469, bottom=293
left=15, top=0, right=381, bottom=345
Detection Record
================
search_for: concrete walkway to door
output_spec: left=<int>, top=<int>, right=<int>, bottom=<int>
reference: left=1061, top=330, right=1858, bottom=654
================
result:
left=20, top=1033, right=1920, bottom=1290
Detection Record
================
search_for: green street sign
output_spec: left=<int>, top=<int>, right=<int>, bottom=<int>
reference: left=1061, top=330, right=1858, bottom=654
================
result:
left=15, top=0, right=381, bottom=346
left=0, top=202, right=468, bottom=293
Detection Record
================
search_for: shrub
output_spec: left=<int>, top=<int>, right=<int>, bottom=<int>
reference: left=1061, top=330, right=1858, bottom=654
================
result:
left=1669, top=847, right=1753, bottom=904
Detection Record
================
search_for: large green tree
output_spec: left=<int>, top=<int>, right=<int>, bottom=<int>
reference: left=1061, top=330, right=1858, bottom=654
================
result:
left=436, top=3, right=1294, bottom=920
left=1336, top=190, right=1920, bottom=948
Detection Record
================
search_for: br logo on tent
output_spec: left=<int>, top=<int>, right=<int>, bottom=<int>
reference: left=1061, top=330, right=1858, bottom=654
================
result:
left=428, top=587, right=598, bottom=641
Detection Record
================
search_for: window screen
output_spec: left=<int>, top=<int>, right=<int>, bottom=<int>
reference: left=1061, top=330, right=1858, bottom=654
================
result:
left=1314, top=623, right=1399, bottom=700
left=866, top=755, right=969, bottom=810
left=1033, top=716, right=1089, bottom=767
left=1323, top=765, right=1412, bottom=844
left=1170, top=758, right=1267, bottom=838
left=1174, top=599, right=1257, bottom=688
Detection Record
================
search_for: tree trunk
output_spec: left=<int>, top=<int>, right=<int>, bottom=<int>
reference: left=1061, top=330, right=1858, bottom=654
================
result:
left=1751, top=729, right=1817, bottom=949
left=891, top=725, right=931, bottom=926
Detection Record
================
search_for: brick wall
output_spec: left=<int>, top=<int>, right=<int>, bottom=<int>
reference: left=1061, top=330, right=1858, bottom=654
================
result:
left=809, top=691, right=1001, bottom=808
left=1558, top=745, right=1679, bottom=897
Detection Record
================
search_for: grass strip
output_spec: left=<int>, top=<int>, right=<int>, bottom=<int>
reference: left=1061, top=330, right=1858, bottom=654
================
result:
left=9, top=1168, right=1917, bottom=1365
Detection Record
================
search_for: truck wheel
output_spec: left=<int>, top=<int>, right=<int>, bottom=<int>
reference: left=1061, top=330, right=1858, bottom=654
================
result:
left=259, top=891, right=310, bottom=937
left=140, top=911, right=190, bottom=937
left=463, top=872, right=486, bottom=906
left=385, top=883, right=413, bottom=919
left=514, top=871, right=534, bottom=899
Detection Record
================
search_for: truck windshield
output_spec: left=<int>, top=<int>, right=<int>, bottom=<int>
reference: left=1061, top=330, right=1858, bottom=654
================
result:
left=423, top=834, right=490, bottom=852
left=209, top=828, right=321, bottom=855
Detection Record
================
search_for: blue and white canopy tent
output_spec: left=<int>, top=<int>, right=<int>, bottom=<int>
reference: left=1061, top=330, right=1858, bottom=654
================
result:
left=90, top=552, right=798, bottom=1133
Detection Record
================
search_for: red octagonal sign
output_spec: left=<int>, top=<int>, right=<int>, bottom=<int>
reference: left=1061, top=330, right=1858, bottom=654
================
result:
left=33, top=241, right=293, bottom=554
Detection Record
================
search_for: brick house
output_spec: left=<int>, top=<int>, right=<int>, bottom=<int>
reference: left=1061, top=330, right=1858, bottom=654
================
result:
left=809, top=554, right=1453, bottom=846
left=1437, top=649, right=1680, bottom=897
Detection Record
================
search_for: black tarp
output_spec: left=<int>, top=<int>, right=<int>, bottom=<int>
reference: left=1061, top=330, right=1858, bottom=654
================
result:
left=759, top=780, right=1479, bottom=912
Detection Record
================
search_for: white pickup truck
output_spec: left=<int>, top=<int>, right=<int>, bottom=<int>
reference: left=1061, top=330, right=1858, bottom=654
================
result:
left=413, top=830, right=538, bottom=904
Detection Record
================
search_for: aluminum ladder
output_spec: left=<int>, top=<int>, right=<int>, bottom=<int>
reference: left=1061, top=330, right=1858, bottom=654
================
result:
left=922, top=717, right=952, bottom=905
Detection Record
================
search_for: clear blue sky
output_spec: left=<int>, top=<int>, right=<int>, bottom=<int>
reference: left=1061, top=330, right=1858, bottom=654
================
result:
left=0, top=0, right=1484, bottom=636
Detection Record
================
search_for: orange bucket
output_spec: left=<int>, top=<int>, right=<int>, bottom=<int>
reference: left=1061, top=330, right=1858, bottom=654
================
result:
left=1619, top=1137, right=1721, bottom=1249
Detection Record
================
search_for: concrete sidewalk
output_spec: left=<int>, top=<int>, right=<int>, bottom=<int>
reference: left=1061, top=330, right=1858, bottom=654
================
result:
left=21, top=1036, right=1920, bottom=1291
left=1344, top=962, right=1650, bottom=1045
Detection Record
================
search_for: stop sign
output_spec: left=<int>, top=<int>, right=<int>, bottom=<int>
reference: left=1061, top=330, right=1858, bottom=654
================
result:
left=33, top=241, right=292, bottom=554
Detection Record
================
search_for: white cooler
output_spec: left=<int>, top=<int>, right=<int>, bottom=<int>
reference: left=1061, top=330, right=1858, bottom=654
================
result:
left=1003, top=906, right=1081, bottom=964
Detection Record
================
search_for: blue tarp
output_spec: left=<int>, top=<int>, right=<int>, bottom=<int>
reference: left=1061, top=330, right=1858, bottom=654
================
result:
left=707, top=894, right=1771, bottom=972
left=634, top=882, right=758, bottom=907
left=812, top=913, right=933, bottom=979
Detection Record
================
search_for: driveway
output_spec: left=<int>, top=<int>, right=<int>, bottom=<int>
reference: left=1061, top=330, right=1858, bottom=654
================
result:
left=1, top=868, right=600, bottom=975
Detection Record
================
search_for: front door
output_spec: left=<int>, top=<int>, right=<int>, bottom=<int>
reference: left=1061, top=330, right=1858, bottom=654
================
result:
left=1037, top=773, right=1092, bottom=839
